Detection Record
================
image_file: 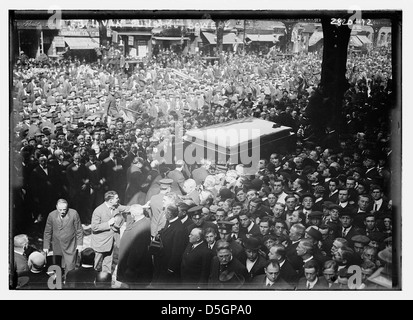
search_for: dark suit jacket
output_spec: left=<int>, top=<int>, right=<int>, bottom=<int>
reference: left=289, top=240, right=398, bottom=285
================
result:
left=65, top=267, right=98, bottom=289
left=208, top=256, right=249, bottom=289
left=286, top=241, right=301, bottom=271
left=249, top=274, right=294, bottom=290
left=13, top=252, right=29, bottom=289
left=29, top=165, right=61, bottom=216
left=341, top=225, right=363, bottom=246
left=158, top=219, right=187, bottom=274
left=66, top=162, right=89, bottom=198
left=280, top=259, right=299, bottom=286
left=180, top=241, right=213, bottom=289
left=239, top=222, right=261, bottom=241
left=296, top=276, right=330, bottom=290
left=117, top=216, right=153, bottom=285
left=240, top=254, right=268, bottom=282
left=25, top=270, right=50, bottom=290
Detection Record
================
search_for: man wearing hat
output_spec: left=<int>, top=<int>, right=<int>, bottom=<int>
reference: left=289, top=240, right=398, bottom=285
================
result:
left=180, top=227, right=214, bottom=289
left=351, top=234, right=371, bottom=259
left=187, top=205, right=218, bottom=235
left=208, top=242, right=248, bottom=289
left=239, top=237, right=268, bottom=282
left=307, top=211, right=324, bottom=228
left=29, top=153, right=62, bottom=225
left=146, top=178, right=173, bottom=238
left=216, top=220, right=246, bottom=262
left=152, top=205, right=187, bottom=287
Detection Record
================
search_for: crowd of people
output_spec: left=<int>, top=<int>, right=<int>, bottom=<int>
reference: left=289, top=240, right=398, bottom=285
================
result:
left=10, top=45, right=396, bottom=290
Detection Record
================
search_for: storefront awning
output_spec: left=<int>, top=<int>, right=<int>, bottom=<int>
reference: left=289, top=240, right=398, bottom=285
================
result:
left=116, top=31, right=152, bottom=36
left=308, top=31, right=323, bottom=46
left=153, top=36, right=189, bottom=41
left=356, top=35, right=372, bottom=44
left=246, top=34, right=277, bottom=42
left=202, top=32, right=243, bottom=44
left=64, top=37, right=100, bottom=49
left=349, top=35, right=363, bottom=47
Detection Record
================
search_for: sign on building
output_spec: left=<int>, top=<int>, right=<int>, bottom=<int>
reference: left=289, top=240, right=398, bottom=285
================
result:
left=54, top=36, right=65, bottom=47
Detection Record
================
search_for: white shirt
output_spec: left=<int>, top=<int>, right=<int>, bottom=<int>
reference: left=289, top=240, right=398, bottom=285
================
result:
left=192, top=241, right=203, bottom=250
left=265, top=278, right=275, bottom=287
left=306, top=277, right=318, bottom=289
left=374, top=199, right=383, bottom=211
left=339, top=201, right=349, bottom=208
left=246, top=258, right=258, bottom=272
left=303, top=256, right=314, bottom=264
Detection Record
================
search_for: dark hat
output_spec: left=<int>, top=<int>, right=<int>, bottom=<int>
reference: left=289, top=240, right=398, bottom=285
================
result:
left=322, top=201, right=335, bottom=209
left=300, top=192, right=315, bottom=203
left=88, top=149, right=96, bottom=156
left=219, top=270, right=245, bottom=287
left=328, top=204, right=342, bottom=212
left=159, top=178, right=173, bottom=186
left=339, top=207, right=355, bottom=219
left=306, top=227, right=322, bottom=241
left=46, top=254, right=63, bottom=268
left=217, top=220, right=235, bottom=233
left=188, top=205, right=204, bottom=218
left=308, top=211, right=323, bottom=219
left=250, top=178, right=263, bottom=191
left=242, top=237, right=261, bottom=250
left=219, top=187, right=234, bottom=200
left=262, top=234, right=277, bottom=243
left=368, top=231, right=385, bottom=243
left=351, top=234, right=370, bottom=245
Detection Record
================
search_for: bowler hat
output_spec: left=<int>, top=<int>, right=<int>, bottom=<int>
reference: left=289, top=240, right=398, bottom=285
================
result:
left=242, top=237, right=261, bottom=250
left=306, top=227, right=322, bottom=241
left=339, top=207, right=355, bottom=219
left=219, top=188, right=234, bottom=200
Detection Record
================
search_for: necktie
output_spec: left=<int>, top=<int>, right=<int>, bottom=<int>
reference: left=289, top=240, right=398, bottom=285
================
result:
left=307, top=282, right=311, bottom=289
left=374, top=203, right=378, bottom=211
left=342, top=228, right=347, bottom=237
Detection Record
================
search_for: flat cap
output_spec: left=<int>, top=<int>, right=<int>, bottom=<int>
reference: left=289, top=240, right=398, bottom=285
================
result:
left=159, top=178, right=173, bottom=185
left=242, top=237, right=261, bottom=250
left=351, top=234, right=371, bottom=245
left=308, top=211, right=323, bottom=218
left=188, top=205, right=204, bottom=216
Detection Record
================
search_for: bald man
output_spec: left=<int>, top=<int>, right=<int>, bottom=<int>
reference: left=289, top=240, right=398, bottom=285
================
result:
left=182, top=179, right=200, bottom=205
